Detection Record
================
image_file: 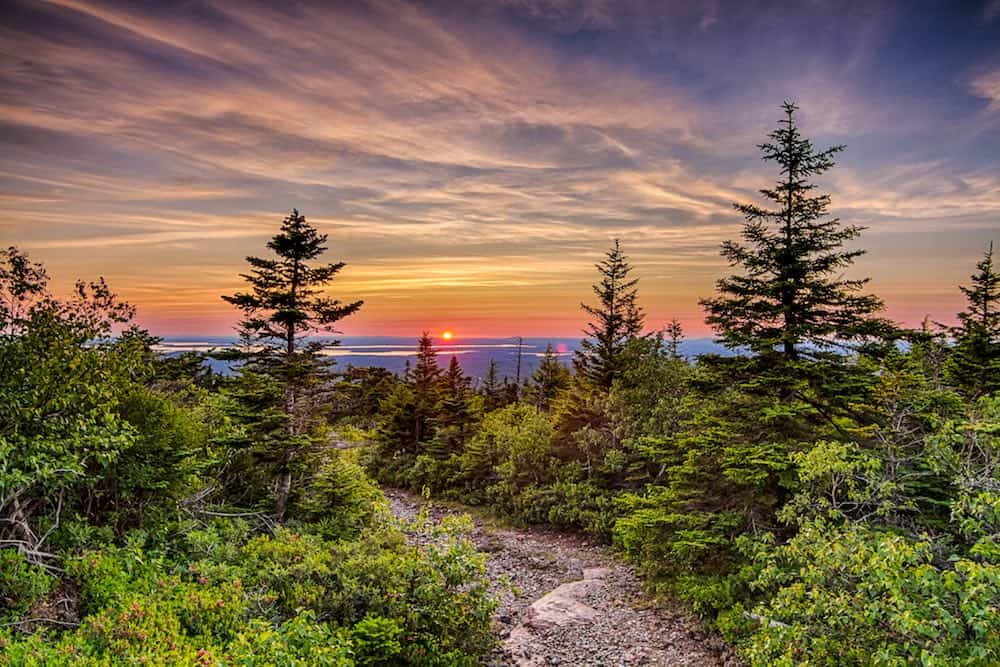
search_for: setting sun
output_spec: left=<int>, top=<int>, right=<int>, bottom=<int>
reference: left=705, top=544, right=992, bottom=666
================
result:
left=441, top=330, right=454, bottom=341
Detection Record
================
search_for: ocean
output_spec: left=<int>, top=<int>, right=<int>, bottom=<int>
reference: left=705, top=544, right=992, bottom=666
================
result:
left=154, top=336, right=726, bottom=380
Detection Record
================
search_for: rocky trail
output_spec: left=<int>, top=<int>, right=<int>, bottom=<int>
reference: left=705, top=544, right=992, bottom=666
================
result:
left=386, top=490, right=737, bottom=666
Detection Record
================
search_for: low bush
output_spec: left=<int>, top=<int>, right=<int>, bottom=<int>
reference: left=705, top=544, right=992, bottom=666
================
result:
left=727, top=521, right=1000, bottom=666
left=1, top=514, right=496, bottom=666
left=0, top=550, right=54, bottom=622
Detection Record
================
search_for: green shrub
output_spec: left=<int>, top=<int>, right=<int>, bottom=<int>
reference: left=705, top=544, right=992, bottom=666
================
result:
left=103, top=387, right=207, bottom=530
left=351, top=615, right=404, bottom=665
left=0, top=550, right=54, bottom=621
left=294, top=450, right=384, bottom=539
left=1, top=514, right=496, bottom=666
left=734, top=521, right=1000, bottom=666
left=227, top=614, right=354, bottom=666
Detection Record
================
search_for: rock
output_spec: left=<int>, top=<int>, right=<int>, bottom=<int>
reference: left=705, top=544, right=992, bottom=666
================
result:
left=523, top=579, right=602, bottom=630
left=582, top=567, right=613, bottom=581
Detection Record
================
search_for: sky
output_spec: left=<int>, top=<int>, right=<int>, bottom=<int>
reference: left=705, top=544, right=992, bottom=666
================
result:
left=2, top=0, right=999, bottom=337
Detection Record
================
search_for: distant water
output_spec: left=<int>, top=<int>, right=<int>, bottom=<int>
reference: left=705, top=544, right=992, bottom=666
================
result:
left=155, top=336, right=726, bottom=380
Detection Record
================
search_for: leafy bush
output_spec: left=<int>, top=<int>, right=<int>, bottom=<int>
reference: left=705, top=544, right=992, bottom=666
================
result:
left=731, top=521, right=1000, bottom=666
left=100, top=386, right=209, bottom=531
left=0, top=550, right=54, bottom=622
left=294, top=450, right=384, bottom=540
left=350, top=615, right=404, bottom=665
left=1, top=515, right=497, bottom=666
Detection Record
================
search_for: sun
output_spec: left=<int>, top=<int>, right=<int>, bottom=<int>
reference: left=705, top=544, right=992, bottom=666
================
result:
left=441, top=330, right=454, bottom=341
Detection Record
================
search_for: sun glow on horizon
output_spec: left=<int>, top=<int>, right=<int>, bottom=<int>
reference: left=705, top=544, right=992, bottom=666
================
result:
left=441, top=330, right=454, bottom=341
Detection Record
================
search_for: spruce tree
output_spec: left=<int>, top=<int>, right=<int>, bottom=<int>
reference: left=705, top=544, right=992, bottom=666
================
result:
left=528, top=343, right=570, bottom=410
left=374, top=382, right=418, bottom=454
left=946, top=242, right=1000, bottom=396
left=429, top=356, right=475, bottom=458
left=700, top=102, right=886, bottom=363
left=503, top=376, right=520, bottom=405
left=664, top=318, right=684, bottom=359
left=480, top=359, right=507, bottom=412
left=575, top=240, right=645, bottom=389
left=410, top=332, right=442, bottom=445
left=221, top=209, right=362, bottom=519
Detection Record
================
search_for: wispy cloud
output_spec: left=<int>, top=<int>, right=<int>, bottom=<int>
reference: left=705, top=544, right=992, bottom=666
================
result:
left=1, top=0, right=997, bottom=335
left=971, top=67, right=1000, bottom=112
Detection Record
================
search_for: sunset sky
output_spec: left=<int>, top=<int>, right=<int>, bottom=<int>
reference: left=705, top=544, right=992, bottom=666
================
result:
left=2, top=0, right=999, bottom=337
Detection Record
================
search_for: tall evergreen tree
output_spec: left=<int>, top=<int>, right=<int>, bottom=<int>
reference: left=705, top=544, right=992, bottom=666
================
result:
left=957, top=242, right=1000, bottom=333
left=527, top=343, right=571, bottom=410
left=221, top=209, right=362, bottom=518
left=946, top=242, right=1000, bottom=396
left=411, top=332, right=442, bottom=445
left=700, top=102, right=886, bottom=363
left=429, top=356, right=475, bottom=458
left=575, top=240, right=645, bottom=389
left=480, top=359, right=507, bottom=412
left=664, top=318, right=684, bottom=359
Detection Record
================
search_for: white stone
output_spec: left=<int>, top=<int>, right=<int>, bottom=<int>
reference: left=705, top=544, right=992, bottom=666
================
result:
left=582, top=567, right=613, bottom=581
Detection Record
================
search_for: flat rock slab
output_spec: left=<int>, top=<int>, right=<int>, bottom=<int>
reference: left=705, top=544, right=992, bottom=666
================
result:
left=523, top=579, right=603, bottom=630
left=582, top=567, right=612, bottom=581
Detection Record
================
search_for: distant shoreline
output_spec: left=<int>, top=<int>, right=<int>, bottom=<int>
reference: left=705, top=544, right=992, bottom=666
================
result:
left=155, top=336, right=726, bottom=378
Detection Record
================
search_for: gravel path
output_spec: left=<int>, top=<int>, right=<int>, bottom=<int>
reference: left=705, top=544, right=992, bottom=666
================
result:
left=386, top=489, right=737, bottom=667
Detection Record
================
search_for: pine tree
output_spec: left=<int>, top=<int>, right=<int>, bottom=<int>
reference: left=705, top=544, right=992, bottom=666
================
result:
left=664, top=319, right=684, bottom=359
left=700, top=102, right=887, bottom=363
left=946, top=242, right=1000, bottom=396
left=480, top=359, right=507, bottom=412
left=503, top=376, right=520, bottom=405
left=906, top=317, right=950, bottom=390
left=527, top=343, right=570, bottom=410
left=374, top=381, right=418, bottom=454
left=411, top=332, right=442, bottom=445
left=575, top=240, right=645, bottom=389
left=221, top=209, right=362, bottom=519
left=367, top=378, right=421, bottom=487
left=429, top=356, right=475, bottom=458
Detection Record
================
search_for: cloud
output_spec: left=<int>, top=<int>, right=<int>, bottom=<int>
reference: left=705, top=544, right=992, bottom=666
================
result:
left=1, top=0, right=997, bottom=335
left=970, top=67, right=1000, bottom=112
left=24, top=228, right=266, bottom=249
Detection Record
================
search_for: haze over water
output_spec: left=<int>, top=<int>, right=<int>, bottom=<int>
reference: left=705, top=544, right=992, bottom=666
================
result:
left=155, top=335, right=725, bottom=378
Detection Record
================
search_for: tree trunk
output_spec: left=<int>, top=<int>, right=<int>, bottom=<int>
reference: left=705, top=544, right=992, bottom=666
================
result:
left=277, top=262, right=298, bottom=521
left=273, top=448, right=295, bottom=521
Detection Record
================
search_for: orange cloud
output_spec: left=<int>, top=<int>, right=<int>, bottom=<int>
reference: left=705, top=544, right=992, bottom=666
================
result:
left=1, top=0, right=997, bottom=336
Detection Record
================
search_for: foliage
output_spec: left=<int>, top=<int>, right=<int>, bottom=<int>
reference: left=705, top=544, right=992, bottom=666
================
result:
left=946, top=243, right=1000, bottom=398
left=525, top=343, right=571, bottom=411
left=100, top=386, right=209, bottom=531
left=363, top=106, right=998, bottom=665
left=221, top=209, right=363, bottom=518
left=0, top=245, right=498, bottom=666
left=293, top=450, right=383, bottom=540
left=732, top=521, right=999, bottom=666
left=699, top=101, right=889, bottom=363
left=4, top=101, right=999, bottom=666
left=0, top=246, right=146, bottom=576
left=479, top=358, right=514, bottom=413
left=0, top=549, right=53, bottom=622
left=1, top=517, right=496, bottom=666
left=574, top=240, right=645, bottom=389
